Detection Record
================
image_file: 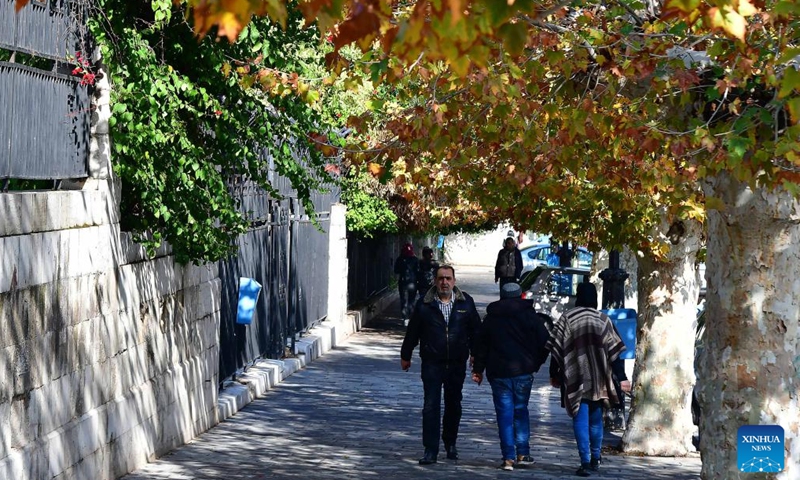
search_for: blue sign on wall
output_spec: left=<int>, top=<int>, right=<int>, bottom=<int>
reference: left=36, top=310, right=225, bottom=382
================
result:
left=237, top=277, right=262, bottom=325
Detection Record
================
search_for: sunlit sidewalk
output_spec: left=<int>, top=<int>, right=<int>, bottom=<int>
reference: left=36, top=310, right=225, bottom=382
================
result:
left=123, top=267, right=701, bottom=479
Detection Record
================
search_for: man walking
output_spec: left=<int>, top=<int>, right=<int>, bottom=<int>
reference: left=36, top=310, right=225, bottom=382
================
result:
left=495, top=237, right=523, bottom=290
left=400, top=265, right=481, bottom=465
left=471, top=283, right=551, bottom=471
left=546, top=282, right=630, bottom=477
left=394, top=243, right=420, bottom=320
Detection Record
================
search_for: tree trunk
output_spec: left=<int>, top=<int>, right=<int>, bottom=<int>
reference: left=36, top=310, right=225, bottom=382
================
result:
left=622, top=212, right=703, bottom=455
left=699, top=173, right=799, bottom=479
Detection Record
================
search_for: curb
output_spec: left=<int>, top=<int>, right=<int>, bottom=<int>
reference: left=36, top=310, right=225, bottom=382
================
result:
left=216, top=290, right=400, bottom=422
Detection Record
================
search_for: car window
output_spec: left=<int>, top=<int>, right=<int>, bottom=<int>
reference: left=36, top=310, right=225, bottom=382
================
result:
left=546, top=272, right=589, bottom=296
left=519, top=266, right=545, bottom=290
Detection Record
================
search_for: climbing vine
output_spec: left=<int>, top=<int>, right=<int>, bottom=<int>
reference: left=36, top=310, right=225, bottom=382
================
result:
left=89, top=0, right=346, bottom=263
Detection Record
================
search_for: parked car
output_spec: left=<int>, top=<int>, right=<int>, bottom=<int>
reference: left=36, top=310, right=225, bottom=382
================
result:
left=519, top=244, right=593, bottom=276
left=518, top=265, right=592, bottom=323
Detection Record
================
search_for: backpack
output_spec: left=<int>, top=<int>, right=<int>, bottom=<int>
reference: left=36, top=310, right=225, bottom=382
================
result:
left=496, top=250, right=516, bottom=278
left=417, top=259, right=438, bottom=288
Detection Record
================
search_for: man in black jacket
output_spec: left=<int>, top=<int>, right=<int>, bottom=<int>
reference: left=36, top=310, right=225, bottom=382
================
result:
left=400, top=265, right=481, bottom=465
left=471, top=282, right=551, bottom=471
left=494, top=237, right=523, bottom=291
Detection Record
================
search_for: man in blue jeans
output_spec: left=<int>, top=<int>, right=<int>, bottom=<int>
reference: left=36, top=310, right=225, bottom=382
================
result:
left=546, top=282, right=630, bottom=477
left=471, top=282, right=551, bottom=471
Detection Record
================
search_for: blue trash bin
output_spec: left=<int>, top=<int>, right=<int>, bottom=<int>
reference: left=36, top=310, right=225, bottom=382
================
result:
left=237, top=277, right=262, bottom=325
left=601, top=308, right=636, bottom=359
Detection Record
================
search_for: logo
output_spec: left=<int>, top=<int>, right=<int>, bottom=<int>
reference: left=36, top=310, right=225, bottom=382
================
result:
left=737, top=425, right=784, bottom=473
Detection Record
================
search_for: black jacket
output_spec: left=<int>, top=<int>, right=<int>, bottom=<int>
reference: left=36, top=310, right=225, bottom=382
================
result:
left=394, top=255, right=420, bottom=284
left=401, top=286, right=481, bottom=364
left=472, top=298, right=550, bottom=380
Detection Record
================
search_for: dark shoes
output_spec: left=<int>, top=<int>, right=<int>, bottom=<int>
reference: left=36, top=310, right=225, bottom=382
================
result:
left=590, top=455, right=601, bottom=471
left=576, top=462, right=592, bottom=477
left=516, top=455, right=536, bottom=466
left=418, top=450, right=438, bottom=465
left=499, top=459, right=515, bottom=471
left=445, top=444, right=459, bottom=460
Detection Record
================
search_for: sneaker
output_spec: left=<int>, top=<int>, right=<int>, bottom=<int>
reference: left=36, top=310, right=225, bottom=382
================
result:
left=590, top=455, right=601, bottom=471
left=576, top=462, right=592, bottom=477
left=516, top=455, right=535, bottom=466
left=499, top=459, right=514, bottom=471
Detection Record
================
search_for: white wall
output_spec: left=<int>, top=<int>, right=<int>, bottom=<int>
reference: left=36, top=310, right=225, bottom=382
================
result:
left=443, top=225, right=516, bottom=267
left=0, top=180, right=220, bottom=480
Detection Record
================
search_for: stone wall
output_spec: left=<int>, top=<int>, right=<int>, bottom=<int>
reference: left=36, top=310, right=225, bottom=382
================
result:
left=0, top=180, right=220, bottom=480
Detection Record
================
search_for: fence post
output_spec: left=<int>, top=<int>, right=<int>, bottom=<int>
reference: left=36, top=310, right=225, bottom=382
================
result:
left=327, top=202, right=348, bottom=346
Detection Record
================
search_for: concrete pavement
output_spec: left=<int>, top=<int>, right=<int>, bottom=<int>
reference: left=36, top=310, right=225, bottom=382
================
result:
left=122, top=266, right=701, bottom=479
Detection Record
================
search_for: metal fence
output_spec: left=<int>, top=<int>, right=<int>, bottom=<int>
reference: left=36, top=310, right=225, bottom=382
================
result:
left=0, top=0, right=90, bottom=182
left=0, top=62, right=90, bottom=179
left=217, top=170, right=338, bottom=383
left=347, top=234, right=399, bottom=307
left=0, top=0, right=84, bottom=60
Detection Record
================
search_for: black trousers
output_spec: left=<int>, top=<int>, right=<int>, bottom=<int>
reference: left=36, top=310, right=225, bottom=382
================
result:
left=421, top=361, right=467, bottom=454
left=398, top=280, right=417, bottom=318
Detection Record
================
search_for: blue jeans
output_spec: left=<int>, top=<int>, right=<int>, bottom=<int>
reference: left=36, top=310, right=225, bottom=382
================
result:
left=572, top=400, right=604, bottom=464
left=489, top=374, right=534, bottom=461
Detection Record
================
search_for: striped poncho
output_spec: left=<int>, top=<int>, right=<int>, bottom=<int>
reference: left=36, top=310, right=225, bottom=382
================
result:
left=545, top=307, right=626, bottom=418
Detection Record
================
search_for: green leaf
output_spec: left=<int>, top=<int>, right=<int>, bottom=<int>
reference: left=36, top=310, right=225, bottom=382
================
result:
left=498, top=22, right=528, bottom=57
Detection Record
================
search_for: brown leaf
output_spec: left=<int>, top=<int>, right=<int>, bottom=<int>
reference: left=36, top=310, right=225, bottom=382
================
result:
left=14, top=0, right=29, bottom=12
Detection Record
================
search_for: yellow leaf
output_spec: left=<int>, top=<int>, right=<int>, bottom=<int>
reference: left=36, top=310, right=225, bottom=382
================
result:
left=215, top=12, right=245, bottom=42
left=737, top=0, right=759, bottom=17
left=786, top=97, right=800, bottom=124
left=707, top=7, right=747, bottom=42
left=663, top=0, right=701, bottom=14
left=367, top=162, right=384, bottom=177
left=779, top=67, right=800, bottom=99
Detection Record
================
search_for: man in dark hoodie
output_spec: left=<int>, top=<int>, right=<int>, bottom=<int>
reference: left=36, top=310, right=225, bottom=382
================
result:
left=471, top=282, right=551, bottom=471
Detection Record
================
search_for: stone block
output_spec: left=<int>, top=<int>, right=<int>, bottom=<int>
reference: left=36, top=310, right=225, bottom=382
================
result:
left=0, top=192, right=44, bottom=236
left=46, top=424, right=80, bottom=477
left=119, top=232, right=148, bottom=265
left=0, top=345, right=12, bottom=404
left=74, top=408, right=107, bottom=460
left=28, top=331, right=56, bottom=390
left=106, top=394, right=138, bottom=444
left=153, top=256, right=182, bottom=297
left=11, top=341, right=32, bottom=396
left=0, top=235, right=20, bottom=294
left=58, top=227, right=116, bottom=280
left=96, top=270, right=121, bottom=317
left=33, top=374, right=75, bottom=435
left=0, top=447, right=32, bottom=480
left=217, top=383, right=253, bottom=421
left=282, top=357, right=304, bottom=378
left=15, top=232, right=59, bottom=290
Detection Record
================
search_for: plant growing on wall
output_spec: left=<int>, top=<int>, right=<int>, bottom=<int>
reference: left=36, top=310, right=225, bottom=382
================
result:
left=88, top=0, right=349, bottom=263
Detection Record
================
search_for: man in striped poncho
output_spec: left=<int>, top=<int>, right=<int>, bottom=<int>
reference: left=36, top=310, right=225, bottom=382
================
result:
left=545, top=282, right=630, bottom=477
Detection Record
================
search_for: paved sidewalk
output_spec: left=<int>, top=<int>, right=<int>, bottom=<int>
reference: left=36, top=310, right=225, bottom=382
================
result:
left=123, top=266, right=701, bottom=479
